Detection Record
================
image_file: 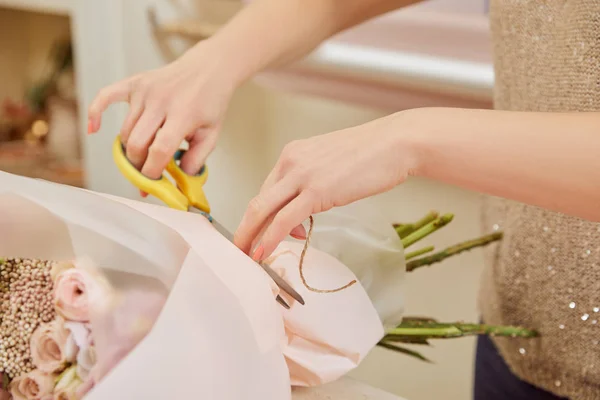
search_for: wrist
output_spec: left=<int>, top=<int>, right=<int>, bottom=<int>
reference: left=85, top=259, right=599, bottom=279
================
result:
left=185, top=37, right=256, bottom=89
left=389, top=108, right=442, bottom=179
left=399, top=107, right=476, bottom=182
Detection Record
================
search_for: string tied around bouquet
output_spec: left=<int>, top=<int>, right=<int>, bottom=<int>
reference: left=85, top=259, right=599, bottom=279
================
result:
left=298, top=216, right=357, bottom=294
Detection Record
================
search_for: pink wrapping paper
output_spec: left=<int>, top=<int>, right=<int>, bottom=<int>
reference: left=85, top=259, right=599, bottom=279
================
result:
left=0, top=172, right=384, bottom=399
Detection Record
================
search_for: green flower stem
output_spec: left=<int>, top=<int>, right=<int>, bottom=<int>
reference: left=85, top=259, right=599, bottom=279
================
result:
left=406, top=232, right=503, bottom=272
left=401, top=214, right=454, bottom=249
left=405, top=246, right=435, bottom=261
left=383, top=322, right=538, bottom=341
left=386, top=326, right=463, bottom=338
left=377, top=342, right=432, bottom=363
left=394, top=211, right=439, bottom=239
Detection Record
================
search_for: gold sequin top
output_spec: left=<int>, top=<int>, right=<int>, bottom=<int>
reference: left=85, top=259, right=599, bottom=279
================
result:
left=480, top=1, right=600, bottom=399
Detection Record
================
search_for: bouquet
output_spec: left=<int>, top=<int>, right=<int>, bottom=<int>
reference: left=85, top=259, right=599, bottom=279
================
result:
left=0, top=171, right=537, bottom=399
left=0, top=171, right=384, bottom=399
left=0, top=258, right=121, bottom=400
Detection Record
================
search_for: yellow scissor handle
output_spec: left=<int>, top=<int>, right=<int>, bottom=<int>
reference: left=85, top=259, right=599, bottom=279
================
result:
left=167, top=150, right=210, bottom=213
left=112, top=136, right=189, bottom=211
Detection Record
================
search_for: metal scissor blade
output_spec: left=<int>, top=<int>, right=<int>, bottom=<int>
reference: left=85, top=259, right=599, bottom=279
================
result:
left=257, top=259, right=306, bottom=305
left=208, top=215, right=305, bottom=306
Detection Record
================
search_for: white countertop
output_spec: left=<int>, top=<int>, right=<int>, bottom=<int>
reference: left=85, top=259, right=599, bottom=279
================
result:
left=293, top=378, right=406, bottom=400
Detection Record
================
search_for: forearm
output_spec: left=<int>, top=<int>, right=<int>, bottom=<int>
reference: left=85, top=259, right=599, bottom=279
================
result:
left=407, top=108, right=600, bottom=221
left=205, top=0, right=422, bottom=85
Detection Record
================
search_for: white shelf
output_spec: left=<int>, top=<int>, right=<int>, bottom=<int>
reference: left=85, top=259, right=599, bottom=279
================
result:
left=0, top=0, right=72, bottom=15
left=256, top=10, right=494, bottom=110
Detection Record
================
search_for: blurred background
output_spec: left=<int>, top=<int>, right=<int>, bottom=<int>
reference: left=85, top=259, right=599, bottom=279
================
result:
left=0, top=0, right=494, bottom=399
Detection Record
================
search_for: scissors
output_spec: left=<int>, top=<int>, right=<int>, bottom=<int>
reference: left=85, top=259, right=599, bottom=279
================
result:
left=112, top=136, right=305, bottom=309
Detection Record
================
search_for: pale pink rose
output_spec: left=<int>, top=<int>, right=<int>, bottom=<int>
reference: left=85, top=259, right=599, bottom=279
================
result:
left=54, top=268, right=93, bottom=322
left=53, top=366, right=82, bottom=400
left=30, top=319, right=70, bottom=373
left=50, top=261, right=75, bottom=283
left=9, top=370, right=55, bottom=400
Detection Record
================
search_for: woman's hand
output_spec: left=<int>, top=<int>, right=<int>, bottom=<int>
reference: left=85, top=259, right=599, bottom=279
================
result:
left=234, top=112, right=420, bottom=261
left=88, top=41, right=238, bottom=179
left=234, top=107, right=600, bottom=262
left=87, top=0, right=421, bottom=182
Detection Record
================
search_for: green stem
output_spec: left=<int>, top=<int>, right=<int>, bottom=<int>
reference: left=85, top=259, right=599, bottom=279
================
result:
left=405, top=246, right=435, bottom=261
left=394, top=211, right=439, bottom=239
left=377, top=342, right=432, bottom=363
left=386, top=326, right=463, bottom=338
left=406, top=232, right=503, bottom=272
left=384, top=322, right=538, bottom=341
left=401, top=214, right=454, bottom=249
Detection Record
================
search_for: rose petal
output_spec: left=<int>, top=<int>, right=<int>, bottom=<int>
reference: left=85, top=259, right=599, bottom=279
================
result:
left=64, top=322, right=92, bottom=349
left=10, top=370, right=55, bottom=400
left=54, top=269, right=91, bottom=322
left=76, top=346, right=96, bottom=381
left=64, top=334, right=79, bottom=363
left=30, top=319, right=70, bottom=373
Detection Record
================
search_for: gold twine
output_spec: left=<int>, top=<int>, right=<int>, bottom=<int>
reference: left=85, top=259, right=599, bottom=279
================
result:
left=298, top=216, right=357, bottom=293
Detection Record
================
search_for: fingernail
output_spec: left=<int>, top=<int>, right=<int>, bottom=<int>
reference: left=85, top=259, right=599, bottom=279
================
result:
left=252, top=245, right=264, bottom=262
left=290, top=233, right=306, bottom=240
left=87, top=120, right=94, bottom=134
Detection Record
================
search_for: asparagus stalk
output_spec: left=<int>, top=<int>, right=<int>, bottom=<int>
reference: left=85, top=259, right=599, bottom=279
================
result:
left=378, top=321, right=537, bottom=363
left=394, top=211, right=439, bottom=239
left=405, top=246, right=435, bottom=261
left=406, top=232, right=503, bottom=272
left=401, top=214, right=454, bottom=248
left=383, top=321, right=538, bottom=341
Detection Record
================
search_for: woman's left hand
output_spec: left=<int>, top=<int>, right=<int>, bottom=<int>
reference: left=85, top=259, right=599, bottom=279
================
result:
left=234, top=111, right=420, bottom=261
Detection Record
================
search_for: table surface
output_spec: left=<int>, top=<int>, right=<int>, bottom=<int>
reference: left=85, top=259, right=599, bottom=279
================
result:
left=292, top=378, right=406, bottom=400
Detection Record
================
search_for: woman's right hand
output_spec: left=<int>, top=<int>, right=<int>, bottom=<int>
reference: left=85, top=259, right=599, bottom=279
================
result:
left=87, top=40, right=240, bottom=180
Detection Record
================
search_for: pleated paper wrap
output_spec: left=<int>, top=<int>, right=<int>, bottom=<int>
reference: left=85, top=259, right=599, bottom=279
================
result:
left=0, top=172, right=404, bottom=399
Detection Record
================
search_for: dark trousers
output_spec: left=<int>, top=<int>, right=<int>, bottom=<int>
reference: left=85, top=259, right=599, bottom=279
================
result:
left=474, top=334, right=567, bottom=400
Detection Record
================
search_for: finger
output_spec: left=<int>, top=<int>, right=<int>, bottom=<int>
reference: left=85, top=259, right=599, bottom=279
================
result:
left=255, top=192, right=313, bottom=260
left=124, top=110, right=165, bottom=171
left=289, top=224, right=307, bottom=240
left=88, top=78, right=135, bottom=133
left=141, top=117, right=189, bottom=179
left=119, top=96, right=144, bottom=143
left=260, top=163, right=282, bottom=193
left=234, top=178, right=300, bottom=254
left=179, top=128, right=218, bottom=175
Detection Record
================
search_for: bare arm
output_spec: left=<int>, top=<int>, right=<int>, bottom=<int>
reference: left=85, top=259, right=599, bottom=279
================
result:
left=88, top=0, right=422, bottom=179
left=235, top=108, right=600, bottom=259
left=411, top=108, right=600, bottom=221
left=213, top=0, right=424, bottom=85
